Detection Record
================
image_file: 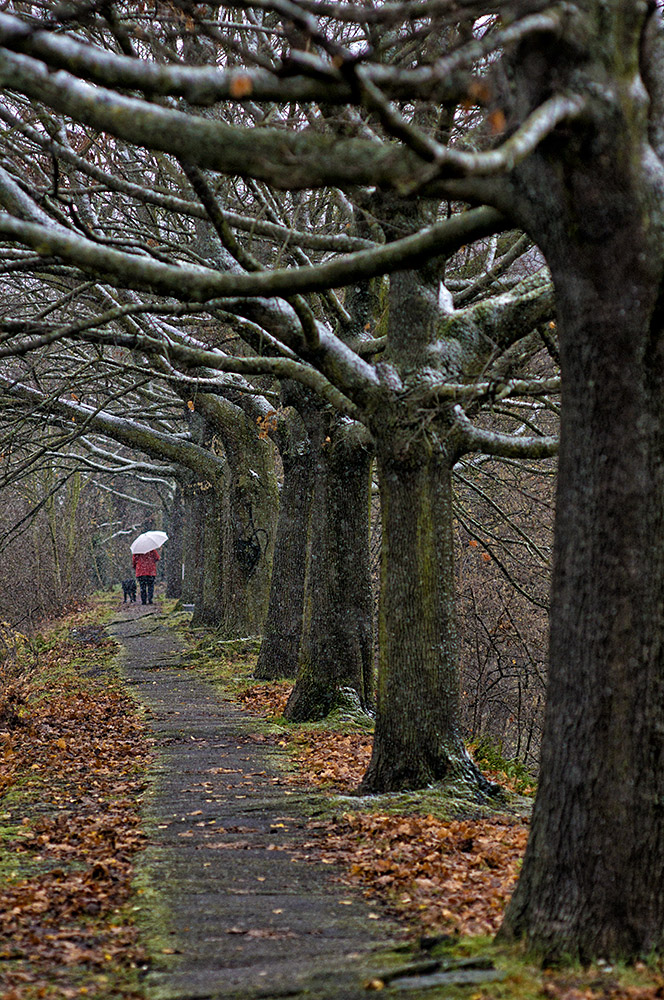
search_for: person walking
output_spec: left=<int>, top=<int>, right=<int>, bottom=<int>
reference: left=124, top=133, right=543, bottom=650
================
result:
left=133, top=547, right=160, bottom=605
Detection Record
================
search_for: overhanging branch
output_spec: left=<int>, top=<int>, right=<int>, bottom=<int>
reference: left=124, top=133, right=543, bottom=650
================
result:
left=0, top=207, right=506, bottom=303
left=453, top=404, right=558, bottom=459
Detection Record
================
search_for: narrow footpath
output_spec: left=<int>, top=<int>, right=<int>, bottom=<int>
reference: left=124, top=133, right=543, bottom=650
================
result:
left=108, top=606, right=401, bottom=1000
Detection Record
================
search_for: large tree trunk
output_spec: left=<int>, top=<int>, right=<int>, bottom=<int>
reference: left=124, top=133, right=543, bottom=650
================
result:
left=500, top=231, right=664, bottom=959
left=182, top=476, right=205, bottom=606
left=190, top=479, right=226, bottom=626
left=359, top=445, right=492, bottom=794
left=498, top=6, right=664, bottom=947
left=284, top=424, right=373, bottom=722
left=181, top=406, right=278, bottom=634
left=357, top=198, right=494, bottom=794
left=254, top=440, right=316, bottom=679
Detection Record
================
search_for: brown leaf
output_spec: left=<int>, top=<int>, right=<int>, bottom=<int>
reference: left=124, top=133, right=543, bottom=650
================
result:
left=230, top=74, right=253, bottom=98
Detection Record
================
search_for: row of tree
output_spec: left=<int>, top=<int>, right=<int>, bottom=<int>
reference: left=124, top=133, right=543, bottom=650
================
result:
left=0, top=0, right=662, bottom=964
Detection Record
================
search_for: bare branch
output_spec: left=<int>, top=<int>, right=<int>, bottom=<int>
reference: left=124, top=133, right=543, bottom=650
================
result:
left=0, top=207, right=505, bottom=303
left=453, top=404, right=558, bottom=459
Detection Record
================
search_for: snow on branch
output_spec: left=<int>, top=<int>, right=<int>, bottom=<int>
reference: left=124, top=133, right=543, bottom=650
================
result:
left=453, top=404, right=558, bottom=459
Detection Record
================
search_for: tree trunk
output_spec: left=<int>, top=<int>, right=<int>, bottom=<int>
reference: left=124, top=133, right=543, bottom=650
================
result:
left=254, top=444, right=316, bottom=679
left=359, top=444, right=492, bottom=794
left=165, top=482, right=184, bottom=599
left=500, top=232, right=664, bottom=960
left=216, top=415, right=279, bottom=637
left=284, top=426, right=373, bottom=722
left=190, top=478, right=225, bottom=626
left=181, top=477, right=204, bottom=604
left=180, top=416, right=220, bottom=619
left=495, top=3, right=664, bottom=952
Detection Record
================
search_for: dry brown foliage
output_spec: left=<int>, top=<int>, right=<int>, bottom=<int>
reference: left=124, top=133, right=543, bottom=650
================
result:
left=302, top=812, right=528, bottom=936
left=0, top=608, right=149, bottom=999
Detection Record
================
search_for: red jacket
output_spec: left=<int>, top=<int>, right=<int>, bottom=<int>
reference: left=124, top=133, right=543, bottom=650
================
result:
left=133, top=549, right=160, bottom=577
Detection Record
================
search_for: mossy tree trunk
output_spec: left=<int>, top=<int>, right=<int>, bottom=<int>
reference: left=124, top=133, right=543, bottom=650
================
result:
left=283, top=418, right=373, bottom=722
left=357, top=198, right=492, bottom=794
left=500, top=241, right=664, bottom=961
left=359, top=442, right=490, bottom=793
left=499, top=4, right=664, bottom=960
left=216, top=411, right=279, bottom=637
left=255, top=410, right=316, bottom=680
left=279, top=208, right=380, bottom=714
left=165, top=482, right=184, bottom=599
left=180, top=414, right=226, bottom=626
left=180, top=400, right=278, bottom=635
left=182, top=474, right=205, bottom=605
left=191, top=476, right=226, bottom=626
left=499, top=180, right=664, bottom=960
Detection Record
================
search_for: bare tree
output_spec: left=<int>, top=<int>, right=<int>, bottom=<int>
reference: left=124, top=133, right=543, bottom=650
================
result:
left=7, top=0, right=660, bottom=961
left=0, top=0, right=557, bottom=800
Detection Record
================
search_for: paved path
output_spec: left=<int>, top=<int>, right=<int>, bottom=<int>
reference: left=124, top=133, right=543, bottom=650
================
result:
left=108, top=606, right=401, bottom=1000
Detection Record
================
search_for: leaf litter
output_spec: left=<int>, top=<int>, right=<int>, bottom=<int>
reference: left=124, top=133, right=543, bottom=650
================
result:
left=237, top=676, right=664, bottom=999
left=238, top=679, right=528, bottom=933
left=4, top=607, right=664, bottom=1000
left=0, top=602, right=150, bottom=999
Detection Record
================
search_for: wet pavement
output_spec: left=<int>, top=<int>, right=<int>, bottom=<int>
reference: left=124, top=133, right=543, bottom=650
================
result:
left=107, top=605, right=401, bottom=1000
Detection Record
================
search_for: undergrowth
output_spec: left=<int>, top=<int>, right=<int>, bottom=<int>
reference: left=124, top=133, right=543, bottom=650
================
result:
left=3, top=596, right=661, bottom=1000
left=467, top=736, right=537, bottom=796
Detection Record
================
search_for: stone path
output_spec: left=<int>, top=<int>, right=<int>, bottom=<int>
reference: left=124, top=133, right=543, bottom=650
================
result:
left=108, top=606, right=401, bottom=1000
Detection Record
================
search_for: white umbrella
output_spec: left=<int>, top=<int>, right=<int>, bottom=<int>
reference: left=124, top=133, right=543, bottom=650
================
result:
left=130, top=530, right=168, bottom=555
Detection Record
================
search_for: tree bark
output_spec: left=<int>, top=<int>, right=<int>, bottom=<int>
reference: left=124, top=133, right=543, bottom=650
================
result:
left=254, top=440, right=316, bottom=679
left=190, top=479, right=225, bottom=626
left=357, top=197, right=497, bottom=794
left=216, top=414, right=279, bottom=637
left=359, top=444, right=492, bottom=794
left=499, top=14, right=664, bottom=950
left=165, top=482, right=184, bottom=599
left=500, top=237, right=664, bottom=960
left=181, top=475, right=204, bottom=606
left=284, top=423, right=373, bottom=722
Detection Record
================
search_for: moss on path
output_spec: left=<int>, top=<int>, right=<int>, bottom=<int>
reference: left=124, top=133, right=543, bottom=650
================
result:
left=108, top=606, right=402, bottom=1000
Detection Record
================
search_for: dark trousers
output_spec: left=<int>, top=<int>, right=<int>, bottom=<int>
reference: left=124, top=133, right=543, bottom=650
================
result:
left=137, top=575, right=155, bottom=604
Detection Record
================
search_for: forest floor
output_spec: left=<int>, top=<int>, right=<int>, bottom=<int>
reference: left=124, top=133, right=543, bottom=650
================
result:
left=0, top=594, right=663, bottom=1000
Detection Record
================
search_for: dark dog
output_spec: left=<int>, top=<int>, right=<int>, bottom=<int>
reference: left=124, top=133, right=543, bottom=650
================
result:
left=122, top=578, right=137, bottom=603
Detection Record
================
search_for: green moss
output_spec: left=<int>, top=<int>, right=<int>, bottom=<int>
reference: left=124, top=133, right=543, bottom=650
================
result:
left=351, top=935, right=664, bottom=1000
left=125, top=848, right=180, bottom=976
left=0, top=818, right=58, bottom=885
left=468, top=737, right=537, bottom=796
left=160, top=621, right=262, bottom=698
left=0, top=597, right=152, bottom=999
left=331, top=778, right=513, bottom=822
